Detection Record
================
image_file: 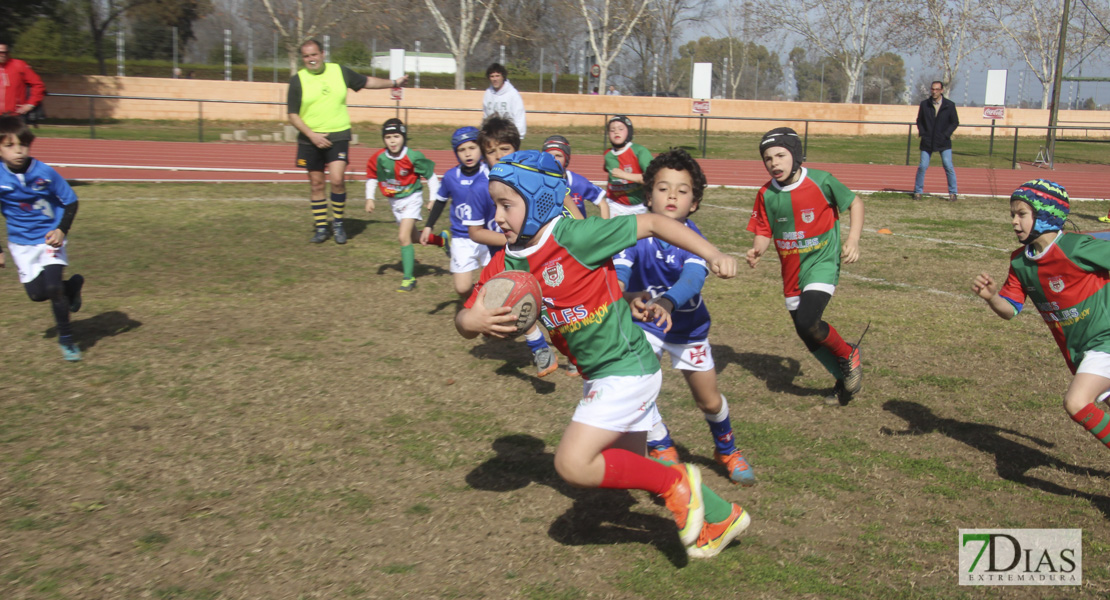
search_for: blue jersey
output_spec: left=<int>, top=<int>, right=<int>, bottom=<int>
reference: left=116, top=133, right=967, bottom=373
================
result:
left=459, top=172, right=504, bottom=255
left=614, top=219, right=711, bottom=343
left=435, top=163, right=488, bottom=239
left=0, top=159, right=78, bottom=245
left=567, top=171, right=605, bottom=216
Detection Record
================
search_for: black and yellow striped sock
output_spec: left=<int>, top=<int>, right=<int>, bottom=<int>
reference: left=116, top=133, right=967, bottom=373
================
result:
left=310, top=198, right=328, bottom=228
left=330, top=192, right=346, bottom=223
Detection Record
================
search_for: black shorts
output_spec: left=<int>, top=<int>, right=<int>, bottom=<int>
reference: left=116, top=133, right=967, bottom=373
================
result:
left=296, top=140, right=350, bottom=171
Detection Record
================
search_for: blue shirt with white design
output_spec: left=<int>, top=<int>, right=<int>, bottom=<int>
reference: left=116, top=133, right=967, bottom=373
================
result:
left=614, top=219, right=711, bottom=344
left=0, top=159, right=78, bottom=245
left=435, top=163, right=488, bottom=239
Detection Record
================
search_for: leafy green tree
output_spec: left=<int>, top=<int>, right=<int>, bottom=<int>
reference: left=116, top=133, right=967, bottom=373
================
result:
left=129, top=0, right=212, bottom=61
left=14, top=16, right=91, bottom=57
left=0, top=0, right=61, bottom=42
left=673, top=36, right=781, bottom=99
left=790, top=46, right=848, bottom=103
left=207, top=40, right=245, bottom=65
left=862, top=52, right=905, bottom=104
left=332, top=40, right=371, bottom=66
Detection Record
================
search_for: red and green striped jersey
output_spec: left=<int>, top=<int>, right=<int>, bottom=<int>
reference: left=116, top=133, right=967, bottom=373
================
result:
left=999, top=232, right=1110, bottom=373
left=604, top=143, right=653, bottom=206
left=366, top=147, right=436, bottom=199
left=746, top=167, right=856, bottom=298
left=464, top=215, right=658, bottom=379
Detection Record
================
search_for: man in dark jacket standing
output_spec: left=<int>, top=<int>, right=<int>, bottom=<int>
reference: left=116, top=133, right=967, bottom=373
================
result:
left=913, top=81, right=959, bottom=202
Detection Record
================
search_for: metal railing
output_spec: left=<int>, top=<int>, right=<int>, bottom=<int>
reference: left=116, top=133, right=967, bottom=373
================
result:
left=45, top=92, right=1110, bottom=170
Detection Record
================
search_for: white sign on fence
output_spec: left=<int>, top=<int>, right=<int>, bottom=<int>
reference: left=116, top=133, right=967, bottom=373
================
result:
left=691, top=63, right=713, bottom=100
left=985, top=70, right=1008, bottom=107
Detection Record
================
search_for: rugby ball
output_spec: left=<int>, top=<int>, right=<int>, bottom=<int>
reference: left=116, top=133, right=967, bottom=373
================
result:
left=482, top=270, right=542, bottom=337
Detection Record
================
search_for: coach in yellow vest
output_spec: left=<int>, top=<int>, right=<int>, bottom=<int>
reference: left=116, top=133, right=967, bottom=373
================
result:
left=287, top=39, right=406, bottom=244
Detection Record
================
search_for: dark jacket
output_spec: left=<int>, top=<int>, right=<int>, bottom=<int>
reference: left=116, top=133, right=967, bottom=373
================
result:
left=916, top=96, right=959, bottom=153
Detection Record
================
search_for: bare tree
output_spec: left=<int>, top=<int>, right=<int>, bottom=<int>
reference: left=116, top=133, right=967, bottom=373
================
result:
left=258, top=0, right=367, bottom=72
left=625, top=0, right=708, bottom=94
left=755, top=0, right=896, bottom=103
left=422, top=0, right=498, bottom=89
left=577, top=0, right=653, bottom=92
left=892, top=0, right=995, bottom=91
left=988, top=0, right=1109, bottom=108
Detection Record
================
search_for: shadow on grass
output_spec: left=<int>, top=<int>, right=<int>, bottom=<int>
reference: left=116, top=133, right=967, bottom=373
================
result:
left=374, top=260, right=448, bottom=278
left=881, top=400, right=1110, bottom=519
left=428, top=297, right=461, bottom=315
left=469, top=341, right=558, bottom=395
left=44, top=310, right=142, bottom=350
left=713, top=344, right=829, bottom=398
left=466, top=434, right=689, bottom=567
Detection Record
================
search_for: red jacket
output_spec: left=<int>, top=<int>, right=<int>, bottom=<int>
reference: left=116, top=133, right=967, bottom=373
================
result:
left=0, top=59, right=46, bottom=115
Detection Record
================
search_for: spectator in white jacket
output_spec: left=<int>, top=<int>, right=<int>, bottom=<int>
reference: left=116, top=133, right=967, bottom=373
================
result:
left=482, top=63, right=526, bottom=140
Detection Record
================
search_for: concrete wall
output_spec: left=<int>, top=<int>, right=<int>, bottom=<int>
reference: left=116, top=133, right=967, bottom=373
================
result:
left=42, top=75, right=1110, bottom=138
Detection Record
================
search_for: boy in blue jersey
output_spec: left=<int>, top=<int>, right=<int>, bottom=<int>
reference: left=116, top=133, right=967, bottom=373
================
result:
left=0, top=116, right=84, bottom=361
left=460, top=116, right=559, bottom=376
left=541, top=135, right=609, bottom=219
left=614, top=149, right=754, bottom=486
left=422, top=126, right=489, bottom=297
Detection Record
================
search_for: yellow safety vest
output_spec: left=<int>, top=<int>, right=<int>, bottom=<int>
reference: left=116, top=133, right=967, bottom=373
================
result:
left=296, top=63, right=350, bottom=133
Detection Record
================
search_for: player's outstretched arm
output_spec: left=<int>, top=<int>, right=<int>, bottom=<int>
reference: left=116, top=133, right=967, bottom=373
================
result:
left=455, top=286, right=518, bottom=339
left=971, top=273, right=1016, bottom=320
left=842, top=195, right=864, bottom=264
left=635, top=213, right=737, bottom=278
left=746, top=235, right=772, bottom=269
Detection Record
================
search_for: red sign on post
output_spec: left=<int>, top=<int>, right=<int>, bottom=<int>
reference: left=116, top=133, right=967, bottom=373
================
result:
left=590, top=64, right=600, bottom=78
left=692, top=100, right=711, bottom=114
left=390, top=87, right=404, bottom=102
left=982, top=106, right=1005, bottom=119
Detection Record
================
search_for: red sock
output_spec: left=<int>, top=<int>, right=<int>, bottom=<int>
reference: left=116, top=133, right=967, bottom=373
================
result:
left=598, top=448, right=679, bottom=494
left=1072, top=403, right=1110, bottom=446
left=821, top=324, right=852, bottom=358
left=427, top=233, right=444, bottom=247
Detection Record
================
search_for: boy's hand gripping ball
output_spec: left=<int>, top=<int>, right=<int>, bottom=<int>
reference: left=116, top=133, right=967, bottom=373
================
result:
left=481, top=271, right=543, bottom=337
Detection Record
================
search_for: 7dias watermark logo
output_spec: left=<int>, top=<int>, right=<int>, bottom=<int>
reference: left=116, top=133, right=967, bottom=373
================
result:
left=959, top=529, right=1081, bottom=586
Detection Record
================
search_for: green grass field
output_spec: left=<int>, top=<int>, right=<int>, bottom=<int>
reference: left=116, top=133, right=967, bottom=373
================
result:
left=36, top=119, right=1110, bottom=168
left=3, top=183, right=1110, bottom=599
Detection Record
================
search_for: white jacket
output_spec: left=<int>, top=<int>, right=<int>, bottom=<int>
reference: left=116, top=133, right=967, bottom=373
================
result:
left=482, top=79, right=527, bottom=139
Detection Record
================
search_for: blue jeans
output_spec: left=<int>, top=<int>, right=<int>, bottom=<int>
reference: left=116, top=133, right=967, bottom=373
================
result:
left=914, top=149, right=957, bottom=195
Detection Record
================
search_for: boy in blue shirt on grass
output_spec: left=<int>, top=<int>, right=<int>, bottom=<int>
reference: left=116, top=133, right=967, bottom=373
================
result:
left=0, top=115, right=84, bottom=361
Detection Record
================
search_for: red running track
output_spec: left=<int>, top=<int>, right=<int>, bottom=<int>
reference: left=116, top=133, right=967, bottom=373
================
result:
left=34, top=138, right=1110, bottom=201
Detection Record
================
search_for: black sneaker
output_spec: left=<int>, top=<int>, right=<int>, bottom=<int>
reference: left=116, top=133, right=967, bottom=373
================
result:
left=837, top=344, right=863, bottom=395
left=824, top=380, right=853, bottom=406
left=310, top=226, right=329, bottom=244
left=67, top=274, right=84, bottom=313
left=332, top=221, right=347, bottom=245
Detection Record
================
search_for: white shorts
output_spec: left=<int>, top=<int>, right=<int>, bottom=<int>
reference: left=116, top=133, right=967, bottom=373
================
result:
left=571, top=370, right=662, bottom=432
left=607, top=201, right=648, bottom=217
left=8, top=241, right=68, bottom=284
left=390, top=194, right=423, bottom=223
left=784, top=283, right=837, bottom=311
left=450, top=236, right=491, bottom=273
left=1077, top=351, right=1110, bottom=402
left=643, top=330, right=715, bottom=372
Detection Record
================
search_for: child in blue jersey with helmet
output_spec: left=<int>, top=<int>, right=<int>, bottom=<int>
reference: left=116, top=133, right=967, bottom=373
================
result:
left=456, top=149, right=751, bottom=558
left=422, top=126, right=489, bottom=297
left=615, top=148, right=755, bottom=486
left=0, top=116, right=85, bottom=361
left=542, top=135, right=609, bottom=219
left=973, top=180, right=1110, bottom=453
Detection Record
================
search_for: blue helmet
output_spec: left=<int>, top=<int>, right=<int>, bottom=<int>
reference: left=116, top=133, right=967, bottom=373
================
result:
left=489, top=150, right=568, bottom=244
left=451, top=126, right=479, bottom=152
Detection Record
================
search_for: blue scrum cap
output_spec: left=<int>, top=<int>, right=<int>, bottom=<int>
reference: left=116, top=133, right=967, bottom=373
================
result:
left=488, top=150, right=568, bottom=243
left=451, top=126, right=479, bottom=151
